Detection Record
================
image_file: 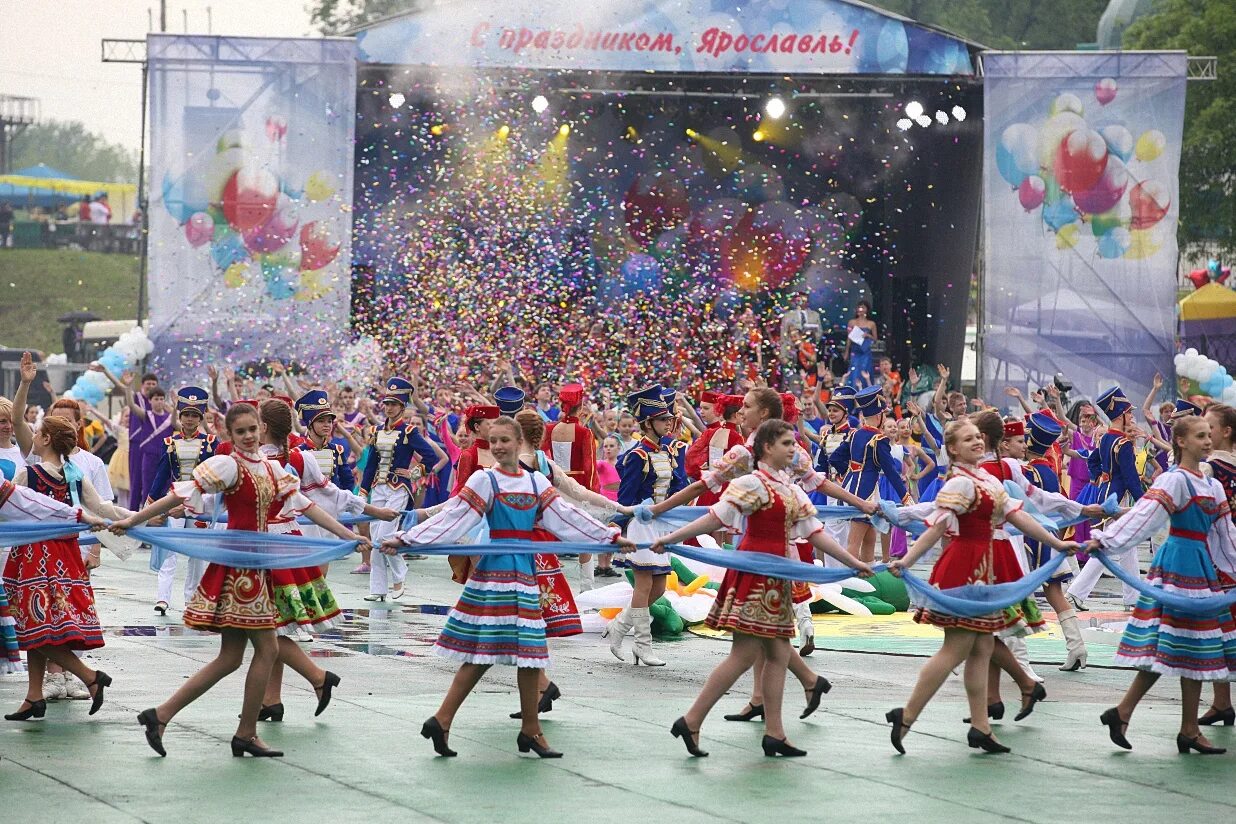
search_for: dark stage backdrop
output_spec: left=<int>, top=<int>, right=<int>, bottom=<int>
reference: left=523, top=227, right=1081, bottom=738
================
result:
left=351, top=68, right=981, bottom=390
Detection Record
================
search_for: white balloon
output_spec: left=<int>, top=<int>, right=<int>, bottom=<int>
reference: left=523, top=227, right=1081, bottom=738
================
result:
left=1185, top=348, right=1199, bottom=358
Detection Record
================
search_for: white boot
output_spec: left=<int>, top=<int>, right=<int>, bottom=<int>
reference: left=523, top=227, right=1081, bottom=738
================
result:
left=602, top=608, right=633, bottom=661
left=1058, top=608, right=1088, bottom=671
left=577, top=557, right=596, bottom=592
left=42, top=671, right=68, bottom=701
left=794, top=602, right=816, bottom=656
left=630, top=607, right=666, bottom=667
left=1005, top=635, right=1043, bottom=683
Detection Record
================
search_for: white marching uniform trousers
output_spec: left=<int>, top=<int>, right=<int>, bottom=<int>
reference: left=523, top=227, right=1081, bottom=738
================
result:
left=1068, top=547, right=1141, bottom=606
left=155, top=519, right=206, bottom=604
left=368, top=484, right=409, bottom=595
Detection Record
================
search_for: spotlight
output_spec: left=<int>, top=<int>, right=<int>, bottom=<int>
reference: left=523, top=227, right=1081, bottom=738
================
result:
left=935, top=110, right=949, bottom=125
left=558, top=124, right=570, bottom=137
left=905, top=101, right=924, bottom=120
left=752, top=129, right=766, bottom=142
left=915, top=115, right=931, bottom=128
left=764, top=96, right=786, bottom=120
left=952, top=105, right=967, bottom=122
left=625, top=126, right=639, bottom=141
left=531, top=95, right=549, bottom=114
left=430, top=124, right=446, bottom=136
left=896, top=118, right=913, bottom=131
left=497, top=124, right=511, bottom=138
left=388, top=92, right=405, bottom=109
left=685, top=128, right=698, bottom=138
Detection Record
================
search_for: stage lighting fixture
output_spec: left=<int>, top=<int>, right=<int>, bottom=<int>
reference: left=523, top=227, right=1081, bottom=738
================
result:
left=915, top=115, right=931, bottom=128
left=558, top=124, right=570, bottom=136
left=764, top=96, right=786, bottom=119
left=430, top=124, right=446, bottom=136
left=752, top=129, right=766, bottom=142
left=685, top=128, right=698, bottom=138
left=896, top=119, right=913, bottom=131
left=388, top=92, right=405, bottom=109
left=952, top=105, right=967, bottom=122
left=498, top=124, right=511, bottom=138
left=532, top=95, right=549, bottom=114
left=935, top=110, right=949, bottom=125
left=905, top=101, right=924, bottom=120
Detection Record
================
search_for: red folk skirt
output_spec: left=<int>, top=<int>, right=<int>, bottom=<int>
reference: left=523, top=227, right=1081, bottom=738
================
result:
left=531, top=528, right=582, bottom=637
left=184, top=564, right=278, bottom=632
left=913, top=534, right=1024, bottom=634
left=3, top=537, right=104, bottom=651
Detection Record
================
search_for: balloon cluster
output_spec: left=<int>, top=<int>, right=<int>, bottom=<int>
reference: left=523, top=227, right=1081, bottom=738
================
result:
left=1186, top=258, right=1233, bottom=290
left=63, top=328, right=155, bottom=404
left=1175, top=348, right=1236, bottom=406
left=996, top=80, right=1172, bottom=260
left=164, top=121, right=341, bottom=302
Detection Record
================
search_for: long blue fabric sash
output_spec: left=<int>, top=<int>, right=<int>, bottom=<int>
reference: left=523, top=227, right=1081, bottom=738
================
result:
left=128, top=527, right=359, bottom=570
left=192, top=511, right=394, bottom=526
left=1094, top=551, right=1236, bottom=615
left=0, top=522, right=93, bottom=547
left=637, top=503, right=868, bottom=528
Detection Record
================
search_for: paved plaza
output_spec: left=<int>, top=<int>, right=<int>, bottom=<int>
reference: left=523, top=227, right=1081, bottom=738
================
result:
left=3, top=552, right=1233, bottom=824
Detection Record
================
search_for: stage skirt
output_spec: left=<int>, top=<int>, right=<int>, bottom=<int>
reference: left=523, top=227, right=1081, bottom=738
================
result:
left=2, top=537, right=103, bottom=651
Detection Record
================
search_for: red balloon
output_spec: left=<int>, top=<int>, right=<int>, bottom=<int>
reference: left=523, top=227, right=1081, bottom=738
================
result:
left=721, top=202, right=813, bottom=291
left=242, top=193, right=298, bottom=254
left=1128, top=180, right=1170, bottom=230
left=686, top=198, right=747, bottom=264
left=1018, top=176, right=1046, bottom=211
left=221, top=167, right=278, bottom=232
left=624, top=173, right=690, bottom=247
left=1054, top=129, right=1108, bottom=194
left=1188, top=269, right=1210, bottom=290
left=1072, top=156, right=1127, bottom=215
left=299, top=221, right=340, bottom=272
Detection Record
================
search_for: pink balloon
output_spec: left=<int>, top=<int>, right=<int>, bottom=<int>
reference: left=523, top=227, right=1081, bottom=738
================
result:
left=265, top=116, right=288, bottom=143
left=184, top=211, right=215, bottom=247
left=242, top=194, right=299, bottom=254
left=1129, top=180, right=1170, bottom=230
left=1094, top=77, right=1117, bottom=106
left=1072, top=156, right=1128, bottom=215
left=299, top=221, right=340, bottom=272
left=1018, top=176, right=1046, bottom=211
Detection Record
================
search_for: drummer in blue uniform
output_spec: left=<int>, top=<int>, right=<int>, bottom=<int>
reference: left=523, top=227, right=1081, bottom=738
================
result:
left=827, top=385, right=907, bottom=564
left=145, top=385, right=217, bottom=615
left=358, top=377, right=440, bottom=602
left=605, top=385, right=688, bottom=668
left=1066, top=385, right=1143, bottom=610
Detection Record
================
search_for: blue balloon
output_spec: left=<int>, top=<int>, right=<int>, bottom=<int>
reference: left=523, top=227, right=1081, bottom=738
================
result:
left=1208, top=258, right=1221, bottom=276
left=1098, top=230, right=1130, bottom=259
left=211, top=230, right=250, bottom=270
left=996, top=144, right=1028, bottom=188
left=620, top=253, right=662, bottom=297
left=1043, top=197, right=1079, bottom=231
left=260, top=256, right=298, bottom=300
left=99, top=350, right=127, bottom=373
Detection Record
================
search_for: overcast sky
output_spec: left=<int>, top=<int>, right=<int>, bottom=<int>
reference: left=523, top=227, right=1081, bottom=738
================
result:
left=1, top=1, right=317, bottom=155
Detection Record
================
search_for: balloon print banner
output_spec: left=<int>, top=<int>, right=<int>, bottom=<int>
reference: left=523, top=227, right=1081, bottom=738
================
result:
left=146, top=35, right=356, bottom=383
left=980, top=52, right=1187, bottom=406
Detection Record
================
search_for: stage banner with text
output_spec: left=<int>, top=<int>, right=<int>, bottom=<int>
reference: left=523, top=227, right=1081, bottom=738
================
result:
left=147, top=35, right=356, bottom=383
left=981, top=51, right=1187, bottom=408
left=355, top=0, right=973, bottom=75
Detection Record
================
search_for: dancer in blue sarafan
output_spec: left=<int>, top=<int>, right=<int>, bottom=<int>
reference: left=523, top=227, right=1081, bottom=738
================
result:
left=381, top=415, right=634, bottom=760
left=1091, top=414, right=1236, bottom=755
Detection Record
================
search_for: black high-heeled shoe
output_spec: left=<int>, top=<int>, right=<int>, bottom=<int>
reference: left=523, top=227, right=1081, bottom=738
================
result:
left=1014, top=683, right=1047, bottom=722
left=510, top=682, right=562, bottom=719
left=670, top=716, right=708, bottom=757
left=231, top=736, right=284, bottom=757
left=5, top=699, right=47, bottom=721
left=87, top=671, right=112, bottom=716
left=1177, top=733, right=1227, bottom=755
left=723, top=703, right=765, bottom=722
left=886, top=707, right=911, bottom=755
left=314, top=671, right=340, bottom=717
left=800, top=676, right=832, bottom=719
left=258, top=703, right=285, bottom=722
left=1199, top=706, right=1236, bottom=726
left=967, top=726, right=1011, bottom=754
left=517, top=731, right=563, bottom=758
left=137, top=709, right=167, bottom=757
left=762, top=735, right=807, bottom=757
left=963, top=702, right=1005, bottom=724
left=1099, top=707, right=1132, bottom=750
left=421, top=716, right=457, bottom=757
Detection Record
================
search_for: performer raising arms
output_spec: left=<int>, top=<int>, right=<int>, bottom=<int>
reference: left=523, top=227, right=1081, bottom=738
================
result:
left=1093, top=414, right=1236, bottom=755
left=652, top=419, right=873, bottom=758
left=683, top=391, right=745, bottom=508
left=886, top=420, right=1079, bottom=756
left=381, top=415, right=634, bottom=759
left=112, top=403, right=368, bottom=758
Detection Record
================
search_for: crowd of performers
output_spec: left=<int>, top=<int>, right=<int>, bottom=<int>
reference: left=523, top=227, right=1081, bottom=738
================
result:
left=2, top=350, right=1235, bottom=762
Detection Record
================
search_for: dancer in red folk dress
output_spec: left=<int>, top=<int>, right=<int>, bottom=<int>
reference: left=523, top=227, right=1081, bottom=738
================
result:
left=111, top=404, right=368, bottom=758
left=3, top=417, right=114, bottom=722
left=684, top=391, right=745, bottom=507
left=651, top=420, right=873, bottom=758
left=886, top=421, right=1080, bottom=755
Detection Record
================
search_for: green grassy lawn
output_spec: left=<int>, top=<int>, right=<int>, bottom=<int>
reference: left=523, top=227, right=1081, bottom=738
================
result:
left=0, top=249, right=140, bottom=354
